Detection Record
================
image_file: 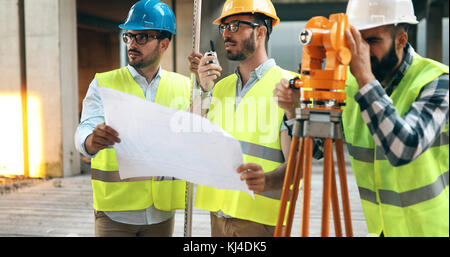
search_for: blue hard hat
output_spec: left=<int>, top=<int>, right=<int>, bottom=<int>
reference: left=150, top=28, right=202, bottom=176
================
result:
left=119, top=0, right=177, bottom=34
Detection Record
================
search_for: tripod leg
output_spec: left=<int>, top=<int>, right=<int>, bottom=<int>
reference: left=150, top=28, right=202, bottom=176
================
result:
left=300, top=137, right=314, bottom=237
left=330, top=154, right=343, bottom=237
left=284, top=137, right=305, bottom=236
left=274, top=135, right=300, bottom=237
left=335, top=139, right=353, bottom=237
left=321, top=138, right=333, bottom=237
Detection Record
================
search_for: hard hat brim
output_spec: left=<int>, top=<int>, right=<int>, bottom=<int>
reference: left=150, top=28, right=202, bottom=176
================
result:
left=353, top=20, right=419, bottom=31
left=118, top=23, right=177, bottom=34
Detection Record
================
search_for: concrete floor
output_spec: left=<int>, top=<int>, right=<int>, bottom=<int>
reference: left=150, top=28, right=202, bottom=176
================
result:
left=0, top=157, right=368, bottom=237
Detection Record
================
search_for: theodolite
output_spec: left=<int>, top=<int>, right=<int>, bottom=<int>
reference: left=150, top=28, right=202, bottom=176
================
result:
left=274, top=13, right=353, bottom=237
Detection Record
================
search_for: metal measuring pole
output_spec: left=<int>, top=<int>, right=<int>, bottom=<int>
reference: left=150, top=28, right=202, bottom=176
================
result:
left=184, top=0, right=203, bottom=237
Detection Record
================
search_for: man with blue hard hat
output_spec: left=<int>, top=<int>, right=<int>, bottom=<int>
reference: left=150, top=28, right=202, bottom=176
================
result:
left=75, top=0, right=191, bottom=237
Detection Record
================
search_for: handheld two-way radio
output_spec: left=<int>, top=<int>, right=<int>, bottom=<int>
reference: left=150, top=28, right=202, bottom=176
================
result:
left=205, top=40, right=219, bottom=65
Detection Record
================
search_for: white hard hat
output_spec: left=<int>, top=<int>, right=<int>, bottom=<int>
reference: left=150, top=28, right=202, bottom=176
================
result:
left=346, top=0, right=419, bottom=30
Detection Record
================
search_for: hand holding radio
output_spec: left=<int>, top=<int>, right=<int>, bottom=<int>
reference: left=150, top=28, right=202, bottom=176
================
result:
left=198, top=40, right=222, bottom=92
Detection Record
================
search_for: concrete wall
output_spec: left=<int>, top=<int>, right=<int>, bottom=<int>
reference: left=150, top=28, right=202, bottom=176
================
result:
left=268, top=21, right=307, bottom=72
left=58, top=0, right=81, bottom=177
left=175, top=0, right=235, bottom=79
left=160, top=0, right=174, bottom=71
left=0, top=0, right=22, bottom=91
left=25, top=0, right=80, bottom=177
left=0, top=0, right=80, bottom=178
left=174, top=0, right=193, bottom=76
left=0, top=0, right=24, bottom=176
left=78, top=28, right=121, bottom=115
left=417, top=18, right=449, bottom=66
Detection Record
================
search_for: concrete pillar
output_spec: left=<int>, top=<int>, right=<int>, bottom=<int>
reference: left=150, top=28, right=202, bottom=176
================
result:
left=0, top=0, right=24, bottom=176
left=0, top=0, right=21, bottom=92
left=24, top=0, right=80, bottom=177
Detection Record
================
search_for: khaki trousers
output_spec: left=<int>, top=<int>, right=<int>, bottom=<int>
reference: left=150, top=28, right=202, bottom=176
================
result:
left=210, top=212, right=275, bottom=237
left=94, top=210, right=174, bottom=237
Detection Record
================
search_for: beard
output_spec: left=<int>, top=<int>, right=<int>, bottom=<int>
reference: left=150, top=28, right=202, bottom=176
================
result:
left=225, top=31, right=256, bottom=61
left=370, top=39, right=399, bottom=82
left=128, top=44, right=160, bottom=69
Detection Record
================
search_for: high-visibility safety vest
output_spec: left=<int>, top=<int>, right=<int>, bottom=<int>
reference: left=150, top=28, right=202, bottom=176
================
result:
left=195, top=66, right=296, bottom=226
left=343, top=53, right=449, bottom=236
left=91, top=67, right=191, bottom=211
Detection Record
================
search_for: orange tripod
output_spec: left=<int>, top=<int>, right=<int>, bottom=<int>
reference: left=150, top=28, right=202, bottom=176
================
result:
left=274, top=13, right=353, bottom=237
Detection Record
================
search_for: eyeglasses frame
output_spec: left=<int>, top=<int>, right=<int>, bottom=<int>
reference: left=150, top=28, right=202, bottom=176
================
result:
left=122, top=32, right=162, bottom=45
left=218, top=20, right=261, bottom=35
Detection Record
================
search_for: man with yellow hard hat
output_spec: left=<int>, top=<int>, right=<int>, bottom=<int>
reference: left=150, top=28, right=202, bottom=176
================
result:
left=189, top=0, right=297, bottom=237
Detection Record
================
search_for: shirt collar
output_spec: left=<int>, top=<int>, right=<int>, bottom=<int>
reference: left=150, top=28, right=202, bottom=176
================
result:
left=127, top=64, right=162, bottom=83
left=385, top=43, right=415, bottom=95
left=234, top=58, right=276, bottom=80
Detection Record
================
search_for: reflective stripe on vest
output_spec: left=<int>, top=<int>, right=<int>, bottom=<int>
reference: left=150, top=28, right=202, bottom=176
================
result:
left=359, top=170, right=449, bottom=207
left=347, top=130, right=449, bottom=162
left=239, top=139, right=284, bottom=199
left=195, top=66, right=297, bottom=226
left=239, top=140, right=284, bottom=163
left=343, top=53, right=449, bottom=236
left=91, top=67, right=190, bottom=211
left=91, top=169, right=176, bottom=182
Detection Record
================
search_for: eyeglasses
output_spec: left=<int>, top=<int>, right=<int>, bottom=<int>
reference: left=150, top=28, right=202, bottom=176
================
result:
left=218, top=20, right=261, bottom=35
left=122, top=32, right=160, bottom=45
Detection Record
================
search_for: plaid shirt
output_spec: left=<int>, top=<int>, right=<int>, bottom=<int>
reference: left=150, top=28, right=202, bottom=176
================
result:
left=354, top=44, right=448, bottom=166
left=285, top=44, right=449, bottom=166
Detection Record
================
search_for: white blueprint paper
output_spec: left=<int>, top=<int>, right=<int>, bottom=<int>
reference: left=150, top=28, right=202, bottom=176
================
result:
left=98, top=87, right=253, bottom=198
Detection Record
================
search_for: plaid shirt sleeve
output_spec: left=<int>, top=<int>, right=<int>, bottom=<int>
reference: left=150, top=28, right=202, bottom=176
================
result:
left=354, top=74, right=449, bottom=166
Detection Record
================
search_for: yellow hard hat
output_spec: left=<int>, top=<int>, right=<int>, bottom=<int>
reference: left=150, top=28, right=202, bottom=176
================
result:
left=213, top=0, right=280, bottom=27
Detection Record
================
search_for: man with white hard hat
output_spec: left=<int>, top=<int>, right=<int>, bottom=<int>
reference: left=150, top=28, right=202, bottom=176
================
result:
left=273, top=0, right=449, bottom=236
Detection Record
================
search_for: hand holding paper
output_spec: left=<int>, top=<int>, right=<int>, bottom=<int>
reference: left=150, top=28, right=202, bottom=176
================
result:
left=237, top=163, right=265, bottom=194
